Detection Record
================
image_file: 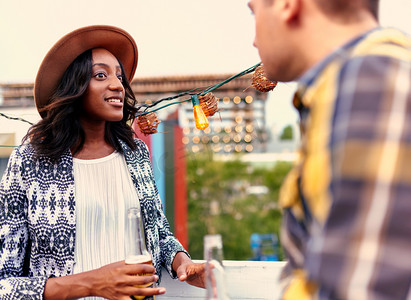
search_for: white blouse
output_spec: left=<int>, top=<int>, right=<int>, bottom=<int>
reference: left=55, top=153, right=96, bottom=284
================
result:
left=72, top=151, right=140, bottom=282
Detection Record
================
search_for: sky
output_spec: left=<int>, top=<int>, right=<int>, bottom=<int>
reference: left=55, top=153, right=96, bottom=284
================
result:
left=1, top=0, right=411, bottom=130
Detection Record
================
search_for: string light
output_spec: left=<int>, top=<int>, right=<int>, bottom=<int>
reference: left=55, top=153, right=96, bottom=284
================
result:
left=192, top=136, right=200, bottom=144
left=235, top=145, right=243, bottom=152
left=0, top=112, right=34, bottom=125
left=182, top=136, right=189, bottom=144
left=134, top=63, right=263, bottom=133
left=201, top=136, right=210, bottom=143
left=250, top=64, right=277, bottom=92
left=136, top=112, right=161, bottom=135
left=222, top=97, right=230, bottom=105
left=233, top=96, right=242, bottom=104
left=199, top=92, right=219, bottom=117
left=245, top=95, right=253, bottom=104
left=245, top=144, right=254, bottom=152
left=235, top=116, right=243, bottom=123
left=191, top=95, right=209, bottom=130
left=234, top=125, right=243, bottom=133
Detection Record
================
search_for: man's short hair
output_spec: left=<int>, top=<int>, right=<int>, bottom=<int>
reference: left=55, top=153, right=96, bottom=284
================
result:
left=313, top=0, right=379, bottom=20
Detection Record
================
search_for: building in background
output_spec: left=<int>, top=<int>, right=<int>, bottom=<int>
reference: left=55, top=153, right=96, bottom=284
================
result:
left=0, top=83, right=41, bottom=175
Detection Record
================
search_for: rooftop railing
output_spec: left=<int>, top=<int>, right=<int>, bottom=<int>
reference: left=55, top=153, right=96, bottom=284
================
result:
left=158, top=260, right=286, bottom=300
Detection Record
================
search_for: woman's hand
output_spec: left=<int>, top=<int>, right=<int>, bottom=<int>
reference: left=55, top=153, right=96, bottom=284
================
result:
left=176, top=262, right=207, bottom=288
left=90, top=261, right=165, bottom=299
left=44, top=260, right=166, bottom=300
left=172, top=252, right=207, bottom=289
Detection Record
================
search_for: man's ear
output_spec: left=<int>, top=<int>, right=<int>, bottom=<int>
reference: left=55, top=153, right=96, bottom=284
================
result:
left=279, top=0, right=301, bottom=22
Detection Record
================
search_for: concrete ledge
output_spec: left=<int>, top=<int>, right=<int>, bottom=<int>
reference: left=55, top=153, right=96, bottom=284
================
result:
left=157, top=260, right=287, bottom=299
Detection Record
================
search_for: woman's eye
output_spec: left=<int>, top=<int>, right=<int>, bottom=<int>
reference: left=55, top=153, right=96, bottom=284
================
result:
left=94, top=72, right=106, bottom=79
left=117, top=75, right=124, bottom=82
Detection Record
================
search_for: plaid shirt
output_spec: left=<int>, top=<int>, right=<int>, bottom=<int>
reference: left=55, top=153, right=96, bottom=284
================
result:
left=279, top=27, right=411, bottom=299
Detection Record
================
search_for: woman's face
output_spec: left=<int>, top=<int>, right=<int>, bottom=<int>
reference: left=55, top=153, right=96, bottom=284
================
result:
left=81, top=48, right=125, bottom=123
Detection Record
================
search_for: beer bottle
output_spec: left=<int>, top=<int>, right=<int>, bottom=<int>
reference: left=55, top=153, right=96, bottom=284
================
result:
left=204, top=234, right=230, bottom=300
left=125, top=207, right=154, bottom=300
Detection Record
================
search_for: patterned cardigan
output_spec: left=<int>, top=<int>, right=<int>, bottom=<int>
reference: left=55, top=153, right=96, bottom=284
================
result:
left=0, top=138, right=188, bottom=299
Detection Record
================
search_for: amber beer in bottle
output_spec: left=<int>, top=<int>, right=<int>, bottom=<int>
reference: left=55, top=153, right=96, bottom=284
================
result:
left=125, top=207, right=155, bottom=300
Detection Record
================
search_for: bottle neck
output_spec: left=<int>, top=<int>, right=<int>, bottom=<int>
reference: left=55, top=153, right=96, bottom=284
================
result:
left=204, top=234, right=223, bottom=261
left=126, top=207, right=150, bottom=263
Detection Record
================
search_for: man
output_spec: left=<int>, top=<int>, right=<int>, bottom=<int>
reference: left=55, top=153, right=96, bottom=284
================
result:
left=248, top=0, right=411, bottom=299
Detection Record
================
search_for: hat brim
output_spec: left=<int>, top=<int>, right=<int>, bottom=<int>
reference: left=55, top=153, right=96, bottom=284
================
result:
left=34, top=25, right=138, bottom=117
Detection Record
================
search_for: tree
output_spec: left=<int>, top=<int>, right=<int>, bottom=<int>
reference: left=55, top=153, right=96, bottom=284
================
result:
left=186, top=152, right=292, bottom=260
left=279, top=124, right=293, bottom=140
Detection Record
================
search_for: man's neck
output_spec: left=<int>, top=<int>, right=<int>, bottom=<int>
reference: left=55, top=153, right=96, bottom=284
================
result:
left=299, top=8, right=379, bottom=73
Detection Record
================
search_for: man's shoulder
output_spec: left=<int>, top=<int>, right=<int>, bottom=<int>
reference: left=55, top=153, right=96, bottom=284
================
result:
left=352, top=27, right=411, bottom=61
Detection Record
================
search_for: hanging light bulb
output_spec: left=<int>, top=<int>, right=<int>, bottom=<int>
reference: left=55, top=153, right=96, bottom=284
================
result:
left=192, top=95, right=209, bottom=130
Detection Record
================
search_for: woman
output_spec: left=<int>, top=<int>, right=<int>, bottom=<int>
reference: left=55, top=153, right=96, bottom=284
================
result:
left=0, top=25, right=205, bottom=299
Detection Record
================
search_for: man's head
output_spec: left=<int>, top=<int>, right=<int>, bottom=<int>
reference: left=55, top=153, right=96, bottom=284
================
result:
left=248, top=0, right=379, bottom=81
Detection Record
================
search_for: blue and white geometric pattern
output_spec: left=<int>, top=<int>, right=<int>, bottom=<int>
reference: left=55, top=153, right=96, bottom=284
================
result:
left=0, top=138, right=187, bottom=299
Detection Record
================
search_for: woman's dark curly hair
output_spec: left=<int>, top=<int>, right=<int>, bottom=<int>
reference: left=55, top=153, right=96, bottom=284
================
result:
left=23, top=49, right=138, bottom=162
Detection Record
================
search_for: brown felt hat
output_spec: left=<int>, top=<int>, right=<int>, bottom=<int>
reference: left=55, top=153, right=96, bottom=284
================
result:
left=34, top=25, right=138, bottom=118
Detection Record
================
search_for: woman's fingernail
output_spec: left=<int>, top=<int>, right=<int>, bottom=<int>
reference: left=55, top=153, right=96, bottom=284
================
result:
left=159, top=288, right=166, bottom=294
